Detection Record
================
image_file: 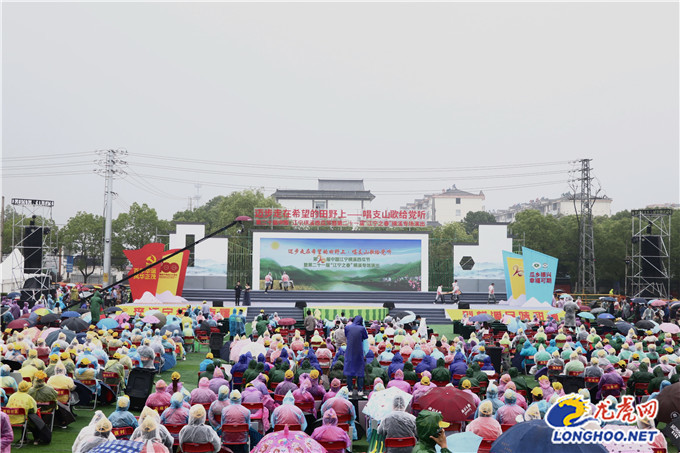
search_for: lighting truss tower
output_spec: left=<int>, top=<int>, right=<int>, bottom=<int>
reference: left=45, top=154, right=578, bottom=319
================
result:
left=576, top=158, right=596, bottom=294
left=9, top=198, right=54, bottom=293
left=629, top=209, right=671, bottom=298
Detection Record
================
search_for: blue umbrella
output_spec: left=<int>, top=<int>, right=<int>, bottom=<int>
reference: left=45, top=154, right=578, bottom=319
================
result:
left=89, top=440, right=143, bottom=453
left=506, top=319, right=526, bottom=334
left=548, top=308, right=563, bottom=315
left=601, top=296, right=616, bottom=302
left=597, top=313, right=615, bottom=319
left=436, top=432, right=483, bottom=453
left=491, top=419, right=607, bottom=453
left=470, top=313, right=495, bottom=323
left=578, top=312, right=595, bottom=320
left=616, top=321, right=634, bottom=335
left=96, top=318, right=119, bottom=329
left=61, top=311, right=81, bottom=318
left=7, top=292, right=20, bottom=299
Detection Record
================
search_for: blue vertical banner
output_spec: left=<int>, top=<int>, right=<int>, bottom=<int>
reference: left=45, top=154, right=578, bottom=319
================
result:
left=65, top=255, right=74, bottom=273
left=521, top=247, right=558, bottom=303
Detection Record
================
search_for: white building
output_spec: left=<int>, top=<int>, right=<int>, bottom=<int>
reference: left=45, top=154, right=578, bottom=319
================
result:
left=493, top=194, right=613, bottom=222
left=273, top=179, right=375, bottom=212
left=402, top=185, right=485, bottom=224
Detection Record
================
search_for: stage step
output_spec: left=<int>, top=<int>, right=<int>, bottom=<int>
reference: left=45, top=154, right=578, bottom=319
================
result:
left=183, top=289, right=506, bottom=306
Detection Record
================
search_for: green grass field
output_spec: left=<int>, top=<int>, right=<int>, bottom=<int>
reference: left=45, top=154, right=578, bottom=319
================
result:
left=10, top=324, right=678, bottom=453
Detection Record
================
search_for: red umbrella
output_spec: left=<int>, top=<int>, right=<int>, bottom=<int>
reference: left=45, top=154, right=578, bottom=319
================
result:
left=7, top=319, right=30, bottom=330
left=279, top=318, right=296, bottom=326
left=416, top=386, right=477, bottom=422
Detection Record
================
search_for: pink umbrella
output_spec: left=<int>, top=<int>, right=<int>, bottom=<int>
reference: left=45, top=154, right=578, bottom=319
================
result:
left=650, top=299, right=668, bottom=307
left=229, top=338, right=252, bottom=362
left=250, top=425, right=325, bottom=453
left=39, top=327, right=60, bottom=340
left=115, top=312, right=130, bottom=323
left=141, top=315, right=160, bottom=324
left=601, top=425, right=653, bottom=453
left=659, top=323, right=680, bottom=334
left=23, top=327, right=41, bottom=343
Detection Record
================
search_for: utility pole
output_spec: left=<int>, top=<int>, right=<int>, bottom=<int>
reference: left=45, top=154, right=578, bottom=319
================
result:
left=576, top=158, right=596, bottom=294
left=95, top=149, right=127, bottom=286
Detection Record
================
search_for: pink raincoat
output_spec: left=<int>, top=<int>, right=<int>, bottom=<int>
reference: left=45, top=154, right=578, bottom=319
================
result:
left=311, top=409, right=351, bottom=453
left=386, top=369, right=411, bottom=394
left=190, top=378, right=217, bottom=405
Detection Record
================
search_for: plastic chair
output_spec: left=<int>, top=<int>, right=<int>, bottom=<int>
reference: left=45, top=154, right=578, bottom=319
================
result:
left=242, top=401, right=264, bottom=434
left=166, top=424, right=184, bottom=448
left=38, top=400, right=57, bottom=431
left=102, top=371, right=121, bottom=396
left=112, top=426, right=135, bottom=440
left=149, top=404, right=169, bottom=414
left=221, top=423, right=250, bottom=447
left=77, top=379, right=99, bottom=410
left=181, top=442, right=216, bottom=453
left=296, top=401, right=314, bottom=414
left=501, top=424, right=513, bottom=432
left=385, top=437, right=416, bottom=448
left=1, top=387, right=15, bottom=396
left=273, top=393, right=285, bottom=403
left=2, top=407, right=28, bottom=448
left=319, top=440, right=348, bottom=451
left=232, top=371, right=244, bottom=388
left=478, top=438, right=495, bottom=452
left=584, top=376, right=600, bottom=385
left=444, top=421, right=464, bottom=433
left=274, top=423, right=301, bottom=431
left=568, top=371, right=582, bottom=377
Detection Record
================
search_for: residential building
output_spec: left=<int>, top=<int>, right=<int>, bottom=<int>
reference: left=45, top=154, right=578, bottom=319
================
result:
left=402, top=185, right=485, bottom=224
left=492, top=193, right=613, bottom=222
left=273, top=179, right=375, bottom=212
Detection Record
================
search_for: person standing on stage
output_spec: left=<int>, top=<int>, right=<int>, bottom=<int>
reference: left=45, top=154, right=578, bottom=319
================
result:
left=281, top=271, right=290, bottom=291
left=264, top=272, right=273, bottom=293
left=234, top=281, right=242, bottom=306
left=451, top=280, right=460, bottom=303
left=488, top=283, right=496, bottom=304
left=435, top=284, right=444, bottom=304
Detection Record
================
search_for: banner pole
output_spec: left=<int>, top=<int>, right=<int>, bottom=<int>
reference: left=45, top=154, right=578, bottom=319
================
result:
left=68, top=216, right=251, bottom=309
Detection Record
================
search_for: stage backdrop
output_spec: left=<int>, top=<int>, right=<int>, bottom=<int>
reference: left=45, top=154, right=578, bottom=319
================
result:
left=252, top=232, right=429, bottom=291
left=123, top=243, right=190, bottom=301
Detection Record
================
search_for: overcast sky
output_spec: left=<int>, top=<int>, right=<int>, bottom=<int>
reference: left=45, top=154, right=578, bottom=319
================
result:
left=3, top=2, right=679, bottom=226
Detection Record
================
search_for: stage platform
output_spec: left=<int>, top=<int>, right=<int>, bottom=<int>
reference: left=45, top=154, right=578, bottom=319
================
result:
left=180, top=289, right=507, bottom=324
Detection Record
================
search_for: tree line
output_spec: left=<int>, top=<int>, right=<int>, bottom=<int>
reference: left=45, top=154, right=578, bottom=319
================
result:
left=2, top=190, right=678, bottom=296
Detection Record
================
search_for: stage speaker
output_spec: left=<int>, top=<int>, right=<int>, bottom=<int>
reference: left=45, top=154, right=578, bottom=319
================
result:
left=641, top=235, right=663, bottom=278
left=459, top=302, right=470, bottom=310
left=486, top=346, right=503, bottom=374
left=383, top=302, right=395, bottom=310
left=295, top=301, right=307, bottom=309
left=127, top=368, right=156, bottom=411
left=23, top=226, right=43, bottom=272
left=213, top=300, right=224, bottom=308
left=210, top=332, right=224, bottom=357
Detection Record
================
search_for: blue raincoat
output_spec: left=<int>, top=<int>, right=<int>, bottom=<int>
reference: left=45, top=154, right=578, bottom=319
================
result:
left=109, top=397, right=139, bottom=428
left=343, top=316, right=368, bottom=378
left=388, top=354, right=405, bottom=378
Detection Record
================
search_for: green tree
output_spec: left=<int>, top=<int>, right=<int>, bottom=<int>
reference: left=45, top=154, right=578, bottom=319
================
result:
left=593, top=212, right=630, bottom=292
left=60, top=212, right=104, bottom=283
left=429, top=222, right=474, bottom=290
left=112, top=203, right=171, bottom=270
left=462, top=211, right=497, bottom=236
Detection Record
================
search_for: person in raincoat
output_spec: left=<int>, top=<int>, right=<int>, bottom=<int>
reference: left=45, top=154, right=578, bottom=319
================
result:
left=307, top=369, right=326, bottom=399
left=627, top=361, right=654, bottom=392
left=467, top=400, right=503, bottom=440
left=270, top=390, right=306, bottom=431
left=208, top=385, right=231, bottom=431
left=178, top=404, right=221, bottom=453
left=1, top=409, right=13, bottom=453
left=24, top=349, right=45, bottom=371
left=146, top=379, right=172, bottom=409
left=312, top=408, right=352, bottom=453
left=495, top=389, right=525, bottom=426
left=323, top=378, right=342, bottom=403
left=0, top=365, right=17, bottom=393
left=563, top=299, right=579, bottom=328
left=209, top=367, right=230, bottom=395
left=131, top=414, right=171, bottom=453
left=89, top=291, right=103, bottom=326
left=320, top=386, right=357, bottom=440
left=108, top=395, right=138, bottom=429
left=73, top=416, right=113, bottom=453
left=72, top=411, right=113, bottom=452
left=412, top=375, right=436, bottom=405
left=103, top=352, right=125, bottom=392
left=7, top=380, right=42, bottom=444
left=220, top=390, right=250, bottom=452
left=190, top=377, right=217, bottom=405
left=413, top=410, right=452, bottom=453
left=343, top=315, right=368, bottom=393
left=388, top=353, right=405, bottom=379
left=29, top=370, right=74, bottom=428
left=241, top=383, right=271, bottom=432
left=160, top=392, right=190, bottom=427
left=377, top=394, right=417, bottom=453
left=387, top=369, right=412, bottom=393
left=474, top=384, right=504, bottom=417
left=275, top=369, right=298, bottom=395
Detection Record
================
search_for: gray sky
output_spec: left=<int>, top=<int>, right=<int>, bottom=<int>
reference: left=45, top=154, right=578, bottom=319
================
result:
left=3, top=2, right=679, bottom=226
